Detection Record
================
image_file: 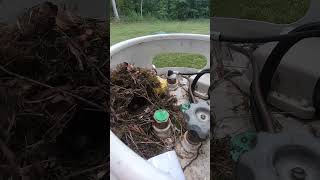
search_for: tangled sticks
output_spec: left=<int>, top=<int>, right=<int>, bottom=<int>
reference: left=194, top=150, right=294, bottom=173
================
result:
left=0, top=2, right=108, bottom=179
left=110, top=63, right=186, bottom=159
left=211, top=137, right=234, bottom=180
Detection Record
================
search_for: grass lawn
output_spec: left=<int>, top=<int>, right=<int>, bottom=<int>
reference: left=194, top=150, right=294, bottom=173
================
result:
left=212, top=0, right=310, bottom=24
left=153, top=53, right=207, bottom=69
left=111, top=0, right=309, bottom=68
left=110, top=19, right=209, bottom=45
left=111, top=19, right=209, bottom=68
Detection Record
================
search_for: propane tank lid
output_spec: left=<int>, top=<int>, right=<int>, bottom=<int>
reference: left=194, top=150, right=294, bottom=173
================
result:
left=154, top=109, right=170, bottom=123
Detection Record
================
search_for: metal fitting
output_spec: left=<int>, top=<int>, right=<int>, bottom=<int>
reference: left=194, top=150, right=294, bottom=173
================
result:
left=181, top=131, right=201, bottom=153
left=167, top=70, right=178, bottom=90
left=152, top=122, right=172, bottom=139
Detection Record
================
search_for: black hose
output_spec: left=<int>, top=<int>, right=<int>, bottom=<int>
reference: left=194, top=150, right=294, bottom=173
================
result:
left=179, top=72, right=204, bottom=75
left=212, top=29, right=320, bottom=43
left=212, top=22, right=320, bottom=131
left=259, top=22, right=320, bottom=99
left=228, top=44, right=274, bottom=133
left=190, top=69, right=210, bottom=94
left=178, top=69, right=210, bottom=100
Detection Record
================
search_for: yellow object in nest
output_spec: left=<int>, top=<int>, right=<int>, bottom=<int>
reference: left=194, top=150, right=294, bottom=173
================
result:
left=154, top=76, right=168, bottom=94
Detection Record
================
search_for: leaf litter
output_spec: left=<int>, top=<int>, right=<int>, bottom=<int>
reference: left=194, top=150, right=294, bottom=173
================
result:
left=110, top=63, right=186, bottom=159
left=0, top=2, right=108, bottom=179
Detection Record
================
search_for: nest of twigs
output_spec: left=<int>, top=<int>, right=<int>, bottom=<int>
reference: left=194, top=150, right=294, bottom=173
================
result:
left=0, top=2, right=108, bottom=179
left=211, top=137, right=234, bottom=180
left=110, top=63, right=186, bottom=159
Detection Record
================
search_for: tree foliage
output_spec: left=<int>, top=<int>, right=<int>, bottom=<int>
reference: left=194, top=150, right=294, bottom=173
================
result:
left=111, top=0, right=209, bottom=20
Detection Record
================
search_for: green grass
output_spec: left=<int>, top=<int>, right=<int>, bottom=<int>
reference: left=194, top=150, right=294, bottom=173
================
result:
left=110, top=19, right=209, bottom=45
left=212, top=0, right=310, bottom=24
left=111, top=0, right=310, bottom=67
left=111, top=19, right=209, bottom=68
left=153, top=53, right=207, bottom=69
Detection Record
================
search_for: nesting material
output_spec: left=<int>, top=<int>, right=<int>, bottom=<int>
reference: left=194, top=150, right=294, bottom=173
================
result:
left=0, top=2, right=108, bottom=179
left=111, top=63, right=186, bottom=159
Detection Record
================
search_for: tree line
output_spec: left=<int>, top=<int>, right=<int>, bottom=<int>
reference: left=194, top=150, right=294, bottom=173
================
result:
left=111, top=0, right=209, bottom=21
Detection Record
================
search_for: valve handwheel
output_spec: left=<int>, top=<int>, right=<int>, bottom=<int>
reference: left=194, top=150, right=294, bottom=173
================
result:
left=236, top=132, right=320, bottom=180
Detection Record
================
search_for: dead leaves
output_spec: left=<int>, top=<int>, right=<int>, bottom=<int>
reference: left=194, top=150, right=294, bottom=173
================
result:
left=0, top=2, right=108, bottom=179
left=68, top=41, right=85, bottom=70
left=128, top=124, right=146, bottom=135
left=111, top=64, right=183, bottom=158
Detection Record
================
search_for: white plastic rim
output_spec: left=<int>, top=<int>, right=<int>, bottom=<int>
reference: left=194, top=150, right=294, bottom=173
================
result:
left=111, top=33, right=209, bottom=56
left=110, top=33, right=209, bottom=179
left=110, top=33, right=210, bottom=73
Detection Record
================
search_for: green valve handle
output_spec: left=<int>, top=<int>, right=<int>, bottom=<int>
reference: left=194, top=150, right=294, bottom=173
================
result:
left=153, top=109, right=169, bottom=123
left=230, top=131, right=257, bottom=162
left=180, top=103, right=191, bottom=112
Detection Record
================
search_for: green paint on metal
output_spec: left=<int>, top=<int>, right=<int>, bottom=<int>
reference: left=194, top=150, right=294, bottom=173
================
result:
left=230, top=131, right=257, bottom=162
left=180, top=103, right=191, bottom=112
left=154, top=109, right=169, bottom=123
